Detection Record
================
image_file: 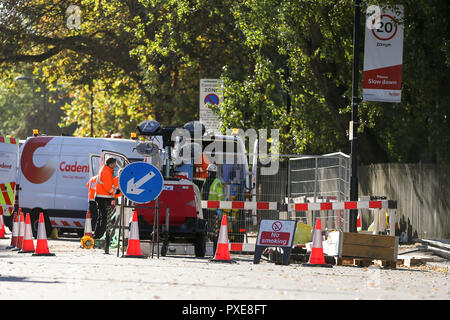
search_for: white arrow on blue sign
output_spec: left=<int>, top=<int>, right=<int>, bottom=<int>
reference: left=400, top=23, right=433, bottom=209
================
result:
left=119, top=162, right=164, bottom=204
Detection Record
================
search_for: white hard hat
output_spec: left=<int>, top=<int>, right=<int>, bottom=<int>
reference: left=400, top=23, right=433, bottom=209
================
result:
left=207, top=164, right=217, bottom=172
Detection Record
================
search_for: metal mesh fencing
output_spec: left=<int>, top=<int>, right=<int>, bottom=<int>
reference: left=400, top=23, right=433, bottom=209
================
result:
left=288, top=152, right=350, bottom=202
left=202, top=152, right=351, bottom=243
left=286, top=153, right=350, bottom=235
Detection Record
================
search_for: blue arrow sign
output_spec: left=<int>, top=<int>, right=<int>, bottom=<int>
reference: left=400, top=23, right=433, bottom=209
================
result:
left=119, top=162, right=164, bottom=204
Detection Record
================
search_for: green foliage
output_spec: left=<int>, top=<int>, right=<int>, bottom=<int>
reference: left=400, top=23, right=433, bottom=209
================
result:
left=0, top=64, right=76, bottom=138
left=220, top=0, right=450, bottom=163
left=0, top=0, right=448, bottom=163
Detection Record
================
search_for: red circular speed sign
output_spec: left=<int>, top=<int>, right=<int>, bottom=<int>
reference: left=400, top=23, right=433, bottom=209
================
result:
left=371, top=14, right=398, bottom=41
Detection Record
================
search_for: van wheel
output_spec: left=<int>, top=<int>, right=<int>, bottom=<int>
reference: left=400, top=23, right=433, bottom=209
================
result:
left=30, top=209, right=52, bottom=239
left=194, top=232, right=206, bottom=258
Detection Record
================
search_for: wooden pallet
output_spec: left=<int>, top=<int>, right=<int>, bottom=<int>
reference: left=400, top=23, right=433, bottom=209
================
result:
left=338, top=232, right=398, bottom=261
left=335, top=257, right=397, bottom=269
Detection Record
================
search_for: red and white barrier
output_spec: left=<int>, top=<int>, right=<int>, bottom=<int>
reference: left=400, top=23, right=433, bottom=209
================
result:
left=50, top=218, right=85, bottom=228
left=229, top=242, right=255, bottom=253
left=288, top=200, right=397, bottom=236
left=287, top=200, right=395, bottom=211
left=201, top=200, right=277, bottom=211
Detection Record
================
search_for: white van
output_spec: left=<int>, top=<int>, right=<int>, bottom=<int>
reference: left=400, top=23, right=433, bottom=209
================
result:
left=0, top=136, right=20, bottom=223
left=15, top=135, right=148, bottom=236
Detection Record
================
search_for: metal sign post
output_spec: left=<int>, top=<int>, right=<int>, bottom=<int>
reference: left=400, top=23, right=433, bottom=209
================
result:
left=151, top=197, right=160, bottom=259
left=116, top=195, right=124, bottom=257
left=119, top=162, right=164, bottom=258
left=349, top=0, right=361, bottom=233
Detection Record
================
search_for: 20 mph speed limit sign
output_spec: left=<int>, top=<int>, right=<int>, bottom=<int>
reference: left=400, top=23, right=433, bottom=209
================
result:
left=371, top=14, right=398, bottom=41
left=363, top=6, right=404, bottom=103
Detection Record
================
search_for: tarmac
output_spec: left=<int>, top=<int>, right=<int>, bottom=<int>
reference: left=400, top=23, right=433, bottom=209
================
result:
left=0, top=232, right=448, bottom=300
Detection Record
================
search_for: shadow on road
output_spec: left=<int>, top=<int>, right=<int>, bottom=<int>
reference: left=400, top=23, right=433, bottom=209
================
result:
left=0, top=275, right=62, bottom=284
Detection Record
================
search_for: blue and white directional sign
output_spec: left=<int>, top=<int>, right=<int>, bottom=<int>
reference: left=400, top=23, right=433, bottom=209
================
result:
left=119, top=162, right=164, bottom=204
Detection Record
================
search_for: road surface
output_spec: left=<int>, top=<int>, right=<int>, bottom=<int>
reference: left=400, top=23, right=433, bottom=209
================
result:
left=0, top=234, right=448, bottom=301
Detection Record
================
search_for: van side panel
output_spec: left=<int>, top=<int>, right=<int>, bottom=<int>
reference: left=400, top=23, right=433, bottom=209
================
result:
left=18, top=136, right=144, bottom=229
left=0, top=137, right=19, bottom=217
left=54, top=138, right=101, bottom=215
left=19, top=137, right=61, bottom=210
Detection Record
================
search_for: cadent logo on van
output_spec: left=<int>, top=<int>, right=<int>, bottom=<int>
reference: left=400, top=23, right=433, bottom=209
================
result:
left=59, top=161, right=89, bottom=173
left=21, top=137, right=57, bottom=184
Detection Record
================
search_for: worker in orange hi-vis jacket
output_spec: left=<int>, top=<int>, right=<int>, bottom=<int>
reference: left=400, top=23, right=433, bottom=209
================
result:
left=193, top=153, right=211, bottom=181
left=86, top=175, right=99, bottom=228
left=94, top=157, right=117, bottom=239
left=113, top=169, right=123, bottom=199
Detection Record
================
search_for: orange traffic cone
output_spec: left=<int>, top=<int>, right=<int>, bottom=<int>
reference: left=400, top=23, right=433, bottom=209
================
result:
left=302, top=218, right=332, bottom=268
left=357, top=211, right=362, bottom=232
left=80, top=210, right=95, bottom=249
left=19, top=213, right=35, bottom=253
left=32, top=212, right=55, bottom=256
left=122, top=211, right=145, bottom=258
left=0, top=210, right=8, bottom=239
left=84, top=210, right=93, bottom=238
left=209, top=214, right=236, bottom=263
left=6, top=212, right=18, bottom=249
left=13, top=211, right=25, bottom=251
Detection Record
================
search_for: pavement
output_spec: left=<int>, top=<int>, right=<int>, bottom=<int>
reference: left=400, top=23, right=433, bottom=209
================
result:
left=0, top=232, right=449, bottom=301
left=397, top=243, right=450, bottom=269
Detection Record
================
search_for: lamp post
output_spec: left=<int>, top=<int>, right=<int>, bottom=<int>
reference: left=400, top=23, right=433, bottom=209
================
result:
left=90, top=86, right=94, bottom=137
left=349, top=0, right=361, bottom=232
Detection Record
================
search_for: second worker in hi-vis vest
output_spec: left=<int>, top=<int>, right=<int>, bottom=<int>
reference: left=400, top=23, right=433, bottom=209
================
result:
left=86, top=174, right=98, bottom=229
left=201, top=163, right=225, bottom=255
left=94, top=157, right=117, bottom=240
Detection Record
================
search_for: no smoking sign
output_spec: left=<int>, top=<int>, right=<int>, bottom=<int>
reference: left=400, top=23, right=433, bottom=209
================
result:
left=254, top=219, right=297, bottom=265
left=272, top=221, right=282, bottom=231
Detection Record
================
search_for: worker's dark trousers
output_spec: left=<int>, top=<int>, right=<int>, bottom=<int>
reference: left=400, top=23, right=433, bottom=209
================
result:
left=94, top=197, right=113, bottom=239
left=89, top=200, right=98, bottom=229
left=204, top=209, right=220, bottom=255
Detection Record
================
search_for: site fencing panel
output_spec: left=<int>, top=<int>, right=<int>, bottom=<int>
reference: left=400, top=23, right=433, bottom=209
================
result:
left=283, top=152, right=350, bottom=232
left=190, top=151, right=399, bottom=255
left=288, top=152, right=350, bottom=202
left=202, top=156, right=291, bottom=241
left=203, top=152, right=351, bottom=242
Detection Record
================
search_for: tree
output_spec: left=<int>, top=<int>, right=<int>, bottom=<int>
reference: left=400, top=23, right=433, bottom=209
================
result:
left=0, top=64, right=76, bottom=138
left=0, top=0, right=448, bottom=164
left=219, top=0, right=450, bottom=163
left=0, top=0, right=249, bottom=137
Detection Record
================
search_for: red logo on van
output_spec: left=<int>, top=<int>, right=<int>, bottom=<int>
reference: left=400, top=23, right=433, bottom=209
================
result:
left=59, top=161, right=89, bottom=173
left=21, top=137, right=57, bottom=184
left=0, top=163, right=12, bottom=169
